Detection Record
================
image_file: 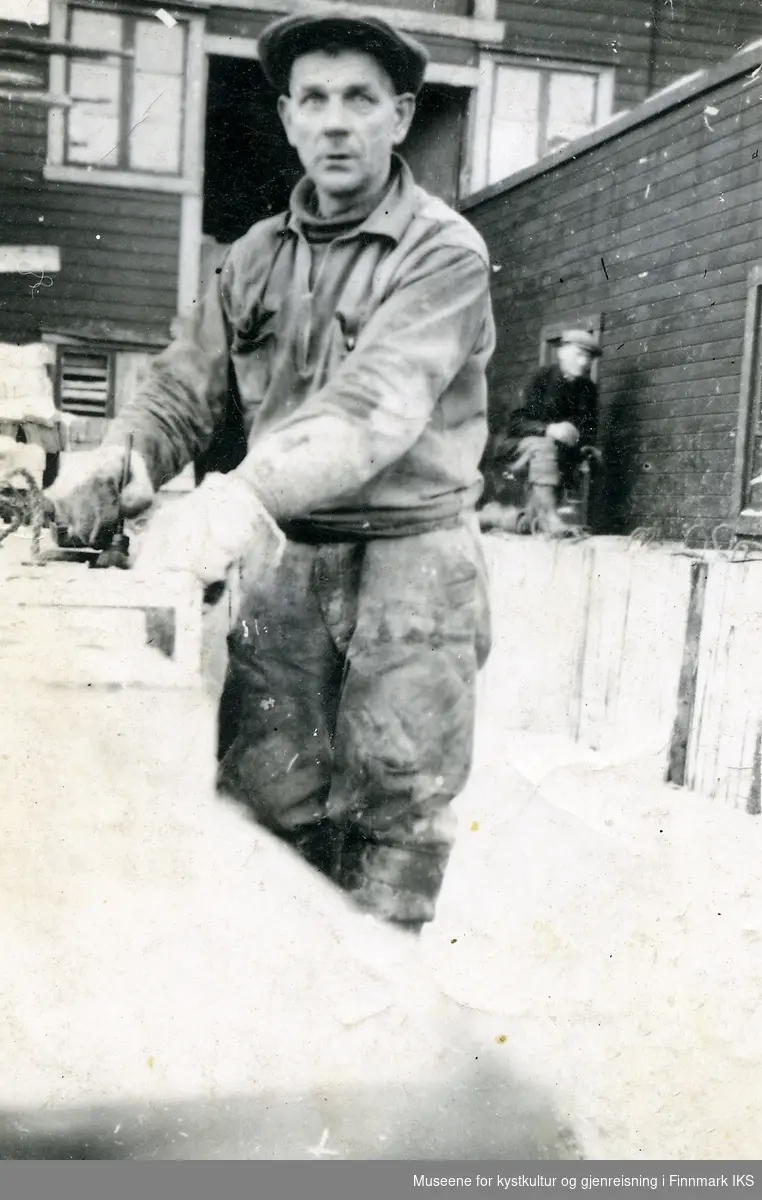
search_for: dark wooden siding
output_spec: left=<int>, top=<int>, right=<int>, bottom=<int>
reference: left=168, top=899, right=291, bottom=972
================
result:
left=208, top=10, right=476, bottom=63
left=649, top=0, right=762, bottom=93
left=464, top=61, right=762, bottom=539
left=498, top=0, right=653, bottom=109
left=498, top=0, right=762, bottom=113
left=0, top=22, right=180, bottom=345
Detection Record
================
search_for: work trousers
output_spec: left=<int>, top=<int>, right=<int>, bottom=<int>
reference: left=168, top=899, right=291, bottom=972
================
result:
left=216, top=516, right=491, bottom=927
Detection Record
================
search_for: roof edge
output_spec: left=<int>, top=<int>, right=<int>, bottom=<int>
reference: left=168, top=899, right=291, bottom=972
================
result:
left=460, top=38, right=762, bottom=212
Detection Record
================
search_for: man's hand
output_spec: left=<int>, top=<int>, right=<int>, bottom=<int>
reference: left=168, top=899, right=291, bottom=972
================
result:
left=134, top=472, right=286, bottom=586
left=45, top=446, right=155, bottom=548
left=545, top=421, right=580, bottom=447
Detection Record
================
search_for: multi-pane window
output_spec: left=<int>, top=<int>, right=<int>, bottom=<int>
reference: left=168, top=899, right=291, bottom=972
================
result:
left=488, top=62, right=609, bottom=184
left=65, top=7, right=186, bottom=175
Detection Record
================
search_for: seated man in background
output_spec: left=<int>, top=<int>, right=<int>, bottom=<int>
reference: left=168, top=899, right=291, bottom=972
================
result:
left=483, top=329, right=602, bottom=536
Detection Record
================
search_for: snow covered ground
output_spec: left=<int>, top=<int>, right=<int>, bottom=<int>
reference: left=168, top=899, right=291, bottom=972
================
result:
left=428, top=709, right=762, bottom=1160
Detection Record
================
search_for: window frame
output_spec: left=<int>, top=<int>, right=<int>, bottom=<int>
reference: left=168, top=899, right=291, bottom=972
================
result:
left=732, top=265, right=762, bottom=534
left=484, top=55, right=614, bottom=189
left=45, top=0, right=205, bottom=194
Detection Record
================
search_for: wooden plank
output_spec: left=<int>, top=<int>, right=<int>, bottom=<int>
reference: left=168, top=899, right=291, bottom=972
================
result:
left=597, top=310, right=745, bottom=346
left=0, top=245, right=60, bottom=273
left=497, top=304, right=746, bottom=347
left=601, top=339, right=743, bottom=374
left=615, top=414, right=736, bottom=435
left=685, top=559, right=762, bottom=809
left=0, top=222, right=181, bottom=257
left=478, top=169, right=744, bottom=260
left=600, top=381, right=740, bottom=408
left=489, top=240, right=754, bottom=302
left=633, top=435, right=738, bottom=454
left=666, top=560, right=709, bottom=786
left=481, top=534, right=592, bottom=737
left=0, top=558, right=204, bottom=677
left=2, top=188, right=183, bottom=221
left=575, top=541, right=695, bottom=770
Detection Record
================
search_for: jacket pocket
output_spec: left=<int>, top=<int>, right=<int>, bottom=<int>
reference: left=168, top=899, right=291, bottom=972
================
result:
left=231, top=298, right=281, bottom=356
left=335, top=305, right=370, bottom=356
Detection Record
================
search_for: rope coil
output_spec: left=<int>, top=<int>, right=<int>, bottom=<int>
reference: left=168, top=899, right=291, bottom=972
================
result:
left=0, top=468, right=48, bottom=563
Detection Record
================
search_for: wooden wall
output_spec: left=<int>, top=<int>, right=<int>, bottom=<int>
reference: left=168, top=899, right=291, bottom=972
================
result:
left=0, top=23, right=180, bottom=346
left=498, top=0, right=653, bottom=109
left=465, top=52, right=762, bottom=539
left=498, top=0, right=762, bottom=112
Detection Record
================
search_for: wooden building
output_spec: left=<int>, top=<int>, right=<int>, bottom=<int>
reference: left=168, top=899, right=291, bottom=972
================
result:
left=465, top=38, right=762, bottom=540
left=1, top=0, right=761, bottom=462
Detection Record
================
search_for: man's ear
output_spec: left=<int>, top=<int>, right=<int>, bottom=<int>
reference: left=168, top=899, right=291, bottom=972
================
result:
left=277, top=94, right=295, bottom=145
left=392, top=93, right=416, bottom=145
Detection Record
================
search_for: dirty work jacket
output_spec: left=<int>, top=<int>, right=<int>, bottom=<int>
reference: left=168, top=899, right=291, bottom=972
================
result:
left=106, top=158, right=496, bottom=539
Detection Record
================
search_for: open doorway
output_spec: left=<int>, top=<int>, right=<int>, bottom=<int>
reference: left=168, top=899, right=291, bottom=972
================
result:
left=201, top=56, right=302, bottom=292
left=201, top=56, right=472, bottom=290
left=402, top=84, right=469, bottom=206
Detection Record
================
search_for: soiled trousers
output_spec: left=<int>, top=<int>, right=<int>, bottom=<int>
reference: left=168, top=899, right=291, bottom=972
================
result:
left=216, top=517, right=491, bottom=927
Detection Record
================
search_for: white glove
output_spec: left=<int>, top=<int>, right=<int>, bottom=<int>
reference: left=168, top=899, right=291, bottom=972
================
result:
left=134, top=472, right=286, bottom=586
left=546, top=421, right=580, bottom=447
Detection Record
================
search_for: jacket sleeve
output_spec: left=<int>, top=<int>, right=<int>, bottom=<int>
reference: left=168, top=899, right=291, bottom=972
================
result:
left=234, top=241, right=493, bottom=521
left=102, top=261, right=233, bottom=490
left=509, top=370, right=555, bottom=438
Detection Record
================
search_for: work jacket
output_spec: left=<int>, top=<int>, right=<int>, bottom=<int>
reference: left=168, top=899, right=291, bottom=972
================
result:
left=107, top=158, right=496, bottom=539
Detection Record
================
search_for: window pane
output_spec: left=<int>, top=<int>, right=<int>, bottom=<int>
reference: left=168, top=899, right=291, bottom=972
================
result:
left=546, top=72, right=597, bottom=152
left=67, top=60, right=120, bottom=166
left=69, top=59, right=119, bottom=103
left=489, top=67, right=540, bottom=184
left=134, top=20, right=185, bottom=75
left=129, top=72, right=183, bottom=172
left=69, top=8, right=122, bottom=52
left=68, top=108, right=120, bottom=165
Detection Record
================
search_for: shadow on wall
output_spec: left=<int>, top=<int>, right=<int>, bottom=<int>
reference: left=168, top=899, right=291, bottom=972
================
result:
left=596, top=368, right=642, bottom=535
left=0, top=1071, right=581, bottom=1161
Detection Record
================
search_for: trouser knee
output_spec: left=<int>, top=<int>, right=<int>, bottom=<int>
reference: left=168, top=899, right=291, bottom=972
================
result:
left=526, top=436, right=561, bottom=488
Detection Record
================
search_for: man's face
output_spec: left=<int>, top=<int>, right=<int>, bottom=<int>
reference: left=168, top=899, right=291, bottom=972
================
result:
left=278, top=49, right=416, bottom=213
left=557, top=343, right=594, bottom=380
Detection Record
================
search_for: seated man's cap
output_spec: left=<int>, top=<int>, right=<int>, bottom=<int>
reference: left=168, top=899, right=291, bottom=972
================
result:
left=560, top=329, right=602, bottom=356
left=258, top=10, right=430, bottom=97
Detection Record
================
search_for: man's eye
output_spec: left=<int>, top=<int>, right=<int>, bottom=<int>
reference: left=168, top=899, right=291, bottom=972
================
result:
left=350, top=94, right=374, bottom=110
left=300, top=94, right=325, bottom=109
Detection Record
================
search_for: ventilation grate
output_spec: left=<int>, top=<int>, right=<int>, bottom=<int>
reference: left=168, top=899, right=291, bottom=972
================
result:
left=59, top=349, right=112, bottom=417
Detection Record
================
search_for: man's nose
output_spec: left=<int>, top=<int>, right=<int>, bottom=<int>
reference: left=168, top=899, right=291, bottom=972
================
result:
left=320, top=97, right=351, bottom=133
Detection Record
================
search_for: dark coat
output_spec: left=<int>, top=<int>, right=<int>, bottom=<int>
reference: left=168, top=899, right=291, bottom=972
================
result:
left=509, top=364, right=599, bottom=446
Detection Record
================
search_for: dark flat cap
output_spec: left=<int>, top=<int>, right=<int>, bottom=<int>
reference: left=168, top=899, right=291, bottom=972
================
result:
left=560, top=329, right=603, bottom=356
left=258, top=10, right=429, bottom=96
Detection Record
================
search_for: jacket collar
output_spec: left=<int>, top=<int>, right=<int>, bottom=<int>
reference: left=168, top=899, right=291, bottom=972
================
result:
left=286, top=154, right=417, bottom=245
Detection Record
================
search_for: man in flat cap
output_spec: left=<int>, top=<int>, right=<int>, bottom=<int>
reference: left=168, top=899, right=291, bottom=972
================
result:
left=46, top=12, right=495, bottom=933
left=486, top=329, right=602, bottom=535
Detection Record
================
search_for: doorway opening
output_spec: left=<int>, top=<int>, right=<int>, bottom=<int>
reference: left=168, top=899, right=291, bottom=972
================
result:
left=201, top=56, right=301, bottom=291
